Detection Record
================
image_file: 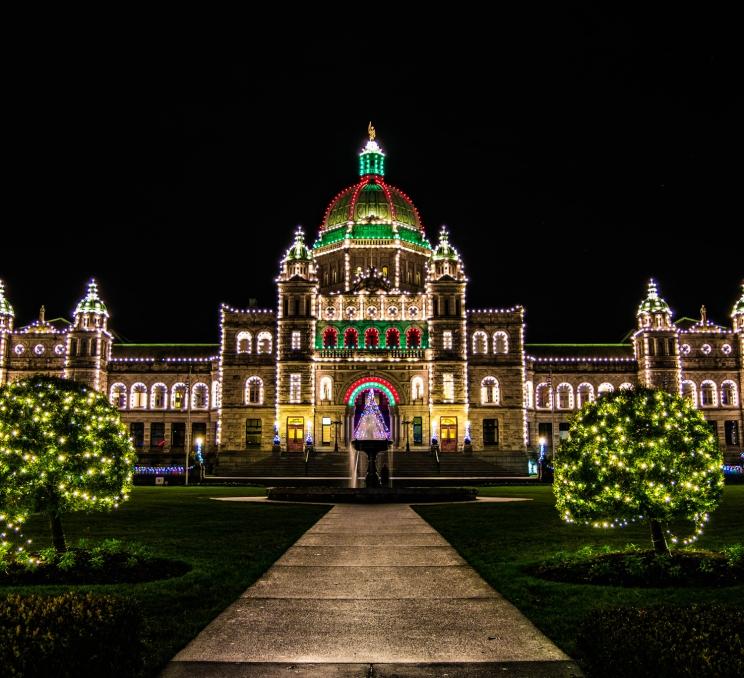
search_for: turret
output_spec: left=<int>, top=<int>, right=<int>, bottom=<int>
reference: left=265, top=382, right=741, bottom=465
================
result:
left=0, top=280, right=14, bottom=384
left=633, top=279, right=680, bottom=392
left=66, top=279, right=112, bottom=391
left=732, top=281, right=744, bottom=333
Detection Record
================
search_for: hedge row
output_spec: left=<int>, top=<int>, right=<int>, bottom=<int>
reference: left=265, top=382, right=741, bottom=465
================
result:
left=577, top=603, right=743, bottom=677
left=0, top=593, right=144, bottom=677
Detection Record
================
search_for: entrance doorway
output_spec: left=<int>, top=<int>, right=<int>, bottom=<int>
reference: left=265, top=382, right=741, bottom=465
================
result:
left=321, top=417, right=332, bottom=446
left=440, top=416, right=457, bottom=451
left=287, top=417, right=304, bottom=452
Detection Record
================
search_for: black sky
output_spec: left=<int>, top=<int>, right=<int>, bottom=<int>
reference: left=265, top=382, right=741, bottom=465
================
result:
left=5, top=11, right=742, bottom=343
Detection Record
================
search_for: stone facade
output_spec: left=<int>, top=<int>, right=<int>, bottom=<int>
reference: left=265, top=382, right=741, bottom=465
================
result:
left=0, top=137, right=742, bottom=464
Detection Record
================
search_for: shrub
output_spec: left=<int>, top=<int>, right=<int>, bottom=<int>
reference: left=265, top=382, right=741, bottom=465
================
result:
left=577, top=604, right=744, bottom=677
left=0, top=593, right=144, bottom=678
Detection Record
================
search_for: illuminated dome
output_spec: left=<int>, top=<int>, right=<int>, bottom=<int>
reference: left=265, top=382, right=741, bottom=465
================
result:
left=733, top=282, right=744, bottom=318
left=315, top=126, right=428, bottom=249
left=637, top=279, right=671, bottom=316
left=74, top=280, right=109, bottom=317
left=0, top=280, right=13, bottom=317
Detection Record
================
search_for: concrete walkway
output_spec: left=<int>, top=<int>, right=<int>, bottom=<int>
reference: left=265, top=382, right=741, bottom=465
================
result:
left=163, top=504, right=581, bottom=677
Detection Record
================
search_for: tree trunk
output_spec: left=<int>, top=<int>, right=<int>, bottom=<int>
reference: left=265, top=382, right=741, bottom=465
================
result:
left=649, top=518, right=670, bottom=556
left=48, top=510, right=67, bottom=553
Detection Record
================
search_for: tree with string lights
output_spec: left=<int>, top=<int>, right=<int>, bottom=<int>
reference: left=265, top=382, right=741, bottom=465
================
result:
left=554, top=386, right=724, bottom=555
left=0, top=376, right=135, bottom=553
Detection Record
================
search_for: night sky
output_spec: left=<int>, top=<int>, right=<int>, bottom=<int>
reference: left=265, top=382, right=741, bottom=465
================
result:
left=5, top=13, right=741, bottom=344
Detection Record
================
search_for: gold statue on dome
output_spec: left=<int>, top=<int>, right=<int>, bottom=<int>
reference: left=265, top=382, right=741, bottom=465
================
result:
left=368, top=121, right=376, bottom=141
left=700, top=305, right=707, bottom=324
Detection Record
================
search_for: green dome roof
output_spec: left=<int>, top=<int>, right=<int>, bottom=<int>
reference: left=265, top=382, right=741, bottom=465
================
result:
left=733, top=282, right=744, bottom=317
left=315, top=131, right=428, bottom=249
left=0, top=280, right=13, bottom=317
left=432, top=226, right=459, bottom=261
left=637, top=279, right=671, bottom=316
left=75, top=280, right=108, bottom=316
left=285, top=227, right=312, bottom=261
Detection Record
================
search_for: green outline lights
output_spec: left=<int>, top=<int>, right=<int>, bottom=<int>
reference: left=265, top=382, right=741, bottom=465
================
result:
left=359, top=139, right=386, bottom=177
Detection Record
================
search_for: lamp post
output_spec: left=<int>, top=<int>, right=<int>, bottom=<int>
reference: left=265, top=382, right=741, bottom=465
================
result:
left=333, top=418, right=341, bottom=452
left=402, top=417, right=411, bottom=452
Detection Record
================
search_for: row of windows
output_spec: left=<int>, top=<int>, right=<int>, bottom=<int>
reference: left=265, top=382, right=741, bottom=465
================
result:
left=128, top=421, right=207, bottom=449
left=530, top=382, right=632, bottom=410
left=236, top=331, right=273, bottom=355
left=110, top=382, right=214, bottom=410
left=472, top=331, right=509, bottom=355
left=322, top=326, right=422, bottom=348
left=682, top=380, right=739, bottom=408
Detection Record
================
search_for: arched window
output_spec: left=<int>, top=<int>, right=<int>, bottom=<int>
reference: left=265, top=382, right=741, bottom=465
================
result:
left=577, top=383, right=594, bottom=408
left=344, top=327, right=358, bottom=348
left=556, top=383, right=574, bottom=410
left=481, top=376, right=500, bottom=405
left=237, top=331, right=252, bottom=354
left=524, top=381, right=534, bottom=408
left=721, top=380, right=738, bottom=407
left=386, top=327, right=400, bottom=348
left=365, top=327, right=379, bottom=348
left=406, top=327, right=421, bottom=348
left=681, top=380, right=697, bottom=404
left=493, top=331, right=509, bottom=354
left=411, top=376, right=424, bottom=401
left=536, top=383, right=552, bottom=409
left=245, top=376, right=264, bottom=405
left=472, top=331, right=488, bottom=354
left=257, top=331, right=272, bottom=354
left=110, top=383, right=127, bottom=409
left=320, top=376, right=333, bottom=401
left=598, top=383, right=614, bottom=397
left=171, top=383, right=187, bottom=410
left=192, top=383, right=209, bottom=409
left=700, top=380, right=717, bottom=407
left=151, top=383, right=167, bottom=409
left=130, top=383, right=147, bottom=409
left=322, top=327, right=338, bottom=348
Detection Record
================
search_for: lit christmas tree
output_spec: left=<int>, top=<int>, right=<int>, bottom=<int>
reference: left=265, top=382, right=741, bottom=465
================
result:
left=353, top=389, right=390, bottom=440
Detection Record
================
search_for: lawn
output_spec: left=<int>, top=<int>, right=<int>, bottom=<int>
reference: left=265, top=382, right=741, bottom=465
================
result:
left=415, top=485, right=744, bottom=657
left=0, top=486, right=328, bottom=675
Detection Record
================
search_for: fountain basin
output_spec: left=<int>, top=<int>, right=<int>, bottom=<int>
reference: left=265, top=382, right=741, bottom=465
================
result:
left=266, top=486, right=478, bottom=503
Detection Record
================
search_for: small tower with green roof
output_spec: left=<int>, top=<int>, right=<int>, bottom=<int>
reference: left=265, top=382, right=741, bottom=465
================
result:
left=0, top=280, right=14, bottom=384
left=633, top=279, right=680, bottom=393
left=66, top=279, right=113, bottom=391
left=732, top=281, right=744, bottom=333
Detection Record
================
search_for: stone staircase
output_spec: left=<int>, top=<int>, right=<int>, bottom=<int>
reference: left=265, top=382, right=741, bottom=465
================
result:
left=213, top=450, right=528, bottom=478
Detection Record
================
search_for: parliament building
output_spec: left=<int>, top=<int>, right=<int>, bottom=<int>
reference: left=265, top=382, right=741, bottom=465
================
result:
left=1, top=132, right=742, bottom=464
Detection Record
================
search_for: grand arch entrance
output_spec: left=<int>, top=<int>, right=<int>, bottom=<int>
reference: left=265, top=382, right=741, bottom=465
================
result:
left=343, top=377, right=399, bottom=446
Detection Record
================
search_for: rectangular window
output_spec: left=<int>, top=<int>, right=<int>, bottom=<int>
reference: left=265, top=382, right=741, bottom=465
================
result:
left=483, top=418, right=498, bottom=446
left=171, top=422, right=186, bottom=449
left=291, top=331, right=301, bottom=350
left=245, top=418, right=262, bottom=447
left=538, top=422, right=553, bottom=450
left=442, top=331, right=453, bottom=350
left=413, top=416, right=423, bottom=444
left=130, top=422, right=144, bottom=449
left=289, top=373, right=301, bottom=403
left=322, top=416, right=332, bottom=445
left=443, top=373, right=455, bottom=402
left=559, top=422, right=570, bottom=441
left=150, top=422, right=165, bottom=449
left=725, top=420, right=740, bottom=446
